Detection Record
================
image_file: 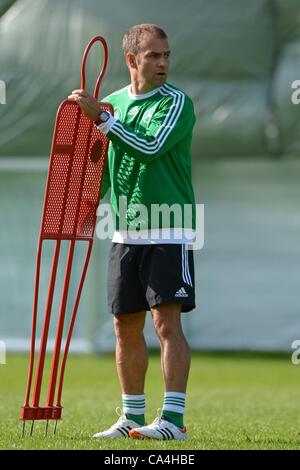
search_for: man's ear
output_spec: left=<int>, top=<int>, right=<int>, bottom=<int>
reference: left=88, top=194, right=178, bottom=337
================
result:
left=126, top=52, right=138, bottom=70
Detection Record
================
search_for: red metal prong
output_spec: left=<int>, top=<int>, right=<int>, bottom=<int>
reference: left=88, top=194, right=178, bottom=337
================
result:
left=46, top=240, right=75, bottom=409
left=21, top=239, right=43, bottom=418
left=56, top=241, right=93, bottom=409
left=32, top=240, right=61, bottom=408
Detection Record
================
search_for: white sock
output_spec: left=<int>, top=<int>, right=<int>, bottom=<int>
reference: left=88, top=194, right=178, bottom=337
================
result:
left=162, top=391, right=186, bottom=414
left=122, top=394, right=146, bottom=415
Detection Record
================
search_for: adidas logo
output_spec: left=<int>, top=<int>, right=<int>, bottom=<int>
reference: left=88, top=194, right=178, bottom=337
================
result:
left=175, top=287, right=188, bottom=298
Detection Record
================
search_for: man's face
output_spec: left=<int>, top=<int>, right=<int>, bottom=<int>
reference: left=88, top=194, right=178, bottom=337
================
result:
left=130, top=34, right=170, bottom=91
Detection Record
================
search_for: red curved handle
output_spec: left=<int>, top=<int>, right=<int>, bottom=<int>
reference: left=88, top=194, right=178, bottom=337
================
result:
left=80, top=36, right=108, bottom=100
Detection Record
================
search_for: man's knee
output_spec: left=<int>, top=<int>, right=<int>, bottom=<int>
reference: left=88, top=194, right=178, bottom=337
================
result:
left=153, top=319, right=174, bottom=340
left=114, top=311, right=146, bottom=339
left=151, top=304, right=182, bottom=340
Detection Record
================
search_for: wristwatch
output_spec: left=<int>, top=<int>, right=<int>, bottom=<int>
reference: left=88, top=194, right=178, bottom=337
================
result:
left=95, top=110, right=110, bottom=126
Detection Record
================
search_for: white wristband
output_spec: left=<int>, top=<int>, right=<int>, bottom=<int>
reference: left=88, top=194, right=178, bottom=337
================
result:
left=96, top=114, right=116, bottom=134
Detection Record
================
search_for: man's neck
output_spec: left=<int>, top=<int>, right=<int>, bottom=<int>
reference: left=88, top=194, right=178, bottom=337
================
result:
left=130, top=79, right=157, bottom=96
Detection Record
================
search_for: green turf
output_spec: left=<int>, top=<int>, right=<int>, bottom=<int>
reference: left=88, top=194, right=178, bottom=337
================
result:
left=0, top=352, right=300, bottom=450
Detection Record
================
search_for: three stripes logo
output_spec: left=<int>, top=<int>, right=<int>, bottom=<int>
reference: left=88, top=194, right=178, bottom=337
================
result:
left=117, top=425, right=133, bottom=437
left=175, top=287, right=189, bottom=298
left=110, top=84, right=185, bottom=154
left=157, top=427, right=175, bottom=440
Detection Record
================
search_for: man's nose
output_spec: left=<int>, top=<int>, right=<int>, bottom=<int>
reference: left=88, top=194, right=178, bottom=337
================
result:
left=158, top=56, right=168, bottom=67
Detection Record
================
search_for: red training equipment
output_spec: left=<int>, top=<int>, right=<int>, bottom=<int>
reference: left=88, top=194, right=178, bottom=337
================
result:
left=20, top=36, right=113, bottom=432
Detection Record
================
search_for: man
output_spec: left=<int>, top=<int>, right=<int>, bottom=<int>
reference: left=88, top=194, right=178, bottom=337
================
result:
left=69, top=24, right=196, bottom=441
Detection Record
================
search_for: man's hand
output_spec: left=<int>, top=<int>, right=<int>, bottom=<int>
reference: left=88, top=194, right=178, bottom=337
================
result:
left=68, top=89, right=99, bottom=121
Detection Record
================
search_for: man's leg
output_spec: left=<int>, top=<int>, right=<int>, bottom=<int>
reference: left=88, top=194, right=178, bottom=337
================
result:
left=151, top=303, right=190, bottom=392
left=93, top=311, right=147, bottom=438
left=129, top=244, right=194, bottom=440
left=151, top=304, right=190, bottom=429
left=114, top=311, right=148, bottom=394
left=129, top=303, right=190, bottom=440
left=152, top=303, right=190, bottom=429
left=114, top=311, right=148, bottom=425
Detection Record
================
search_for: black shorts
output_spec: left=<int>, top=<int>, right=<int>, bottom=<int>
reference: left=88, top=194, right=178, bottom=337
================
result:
left=107, top=243, right=195, bottom=315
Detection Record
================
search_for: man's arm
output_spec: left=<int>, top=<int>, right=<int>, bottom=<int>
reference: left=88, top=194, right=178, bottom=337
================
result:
left=68, top=88, right=195, bottom=165
left=103, top=94, right=195, bottom=164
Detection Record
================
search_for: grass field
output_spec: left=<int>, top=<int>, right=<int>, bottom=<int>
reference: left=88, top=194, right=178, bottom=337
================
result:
left=0, top=352, right=300, bottom=450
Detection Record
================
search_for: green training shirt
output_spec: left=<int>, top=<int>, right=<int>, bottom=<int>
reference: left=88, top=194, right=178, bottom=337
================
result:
left=98, top=82, right=196, bottom=244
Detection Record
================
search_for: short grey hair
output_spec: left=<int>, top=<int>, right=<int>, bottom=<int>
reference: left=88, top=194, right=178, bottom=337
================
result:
left=122, top=24, right=168, bottom=55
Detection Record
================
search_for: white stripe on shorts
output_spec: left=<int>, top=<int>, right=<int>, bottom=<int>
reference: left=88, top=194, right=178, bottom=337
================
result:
left=181, top=245, right=193, bottom=287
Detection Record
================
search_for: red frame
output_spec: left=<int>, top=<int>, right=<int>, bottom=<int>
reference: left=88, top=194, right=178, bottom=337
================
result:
left=20, top=36, right=113, bottom=424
